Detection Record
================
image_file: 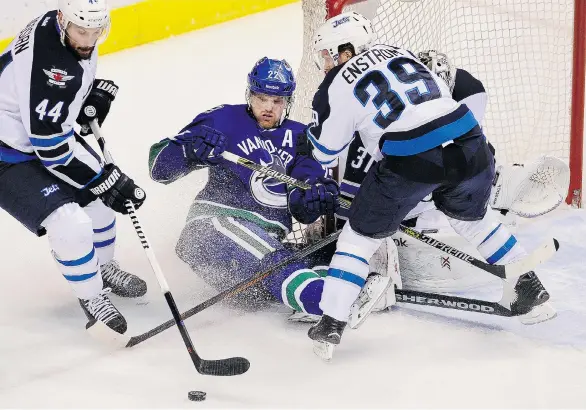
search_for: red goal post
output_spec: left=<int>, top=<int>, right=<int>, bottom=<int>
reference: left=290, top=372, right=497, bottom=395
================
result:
left=291, top=0, right=586, bottom=207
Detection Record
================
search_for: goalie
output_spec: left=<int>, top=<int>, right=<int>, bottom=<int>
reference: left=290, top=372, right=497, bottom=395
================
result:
left=334, top=49, right=569, bottom=324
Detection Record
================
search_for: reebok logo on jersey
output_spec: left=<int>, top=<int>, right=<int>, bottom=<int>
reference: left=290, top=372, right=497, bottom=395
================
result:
left=90, top=169, right=121, bottom=195
left=43, top=68, right=74, bottom=88
left=40, top=184, right=59, bottom=197
left=96, top=81, right=119, bottom=97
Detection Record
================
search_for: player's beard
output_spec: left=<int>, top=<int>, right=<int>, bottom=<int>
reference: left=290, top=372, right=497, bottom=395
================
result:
left=65, top=36, right=95, bottom=60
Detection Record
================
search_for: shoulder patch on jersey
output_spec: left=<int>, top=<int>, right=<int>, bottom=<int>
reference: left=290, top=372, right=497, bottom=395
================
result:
left=43, top=68, right=75, bottom=88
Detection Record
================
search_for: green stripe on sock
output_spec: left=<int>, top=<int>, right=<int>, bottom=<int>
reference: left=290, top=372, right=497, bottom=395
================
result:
left=285, top=270, right=319, bottom=312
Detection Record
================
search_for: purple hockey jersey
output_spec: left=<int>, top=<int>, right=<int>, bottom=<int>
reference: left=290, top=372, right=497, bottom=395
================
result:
left=148, top=104, right=326, bottom=238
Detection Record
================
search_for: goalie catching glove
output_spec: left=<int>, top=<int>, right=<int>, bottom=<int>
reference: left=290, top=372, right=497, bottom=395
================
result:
left=489, top=155, right=570, bottom=218
left=88, top=164, right=146, bottom=214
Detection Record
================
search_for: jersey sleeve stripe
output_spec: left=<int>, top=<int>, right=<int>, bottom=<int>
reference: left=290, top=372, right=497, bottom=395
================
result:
left=307, top=128, right=351, bottom=156
left=29, top=129, right=74, bottom=148
left=41, top=151, right=73, bottom=167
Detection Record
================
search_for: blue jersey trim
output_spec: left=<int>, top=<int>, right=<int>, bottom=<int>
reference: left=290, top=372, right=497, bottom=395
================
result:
left=381, top=105, right=479, bottom=156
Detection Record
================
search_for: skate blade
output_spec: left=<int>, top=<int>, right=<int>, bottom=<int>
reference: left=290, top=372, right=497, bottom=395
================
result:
left=86, top=320, right=131, bottom=348
left=349, top=276, right=393, bottom=330
left=519, top=302, right=557, bottom=325
left=312, top=340, right=335, bottom=362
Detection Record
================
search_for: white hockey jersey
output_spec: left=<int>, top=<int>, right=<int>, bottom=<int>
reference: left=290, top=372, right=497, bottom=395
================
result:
left=307, top=44, right=479, bottom=166
left=0, top=11, right=103, bottom=189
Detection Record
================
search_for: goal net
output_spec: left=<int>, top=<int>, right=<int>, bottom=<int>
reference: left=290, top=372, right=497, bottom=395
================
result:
left=292, top=0, right=585, bottom=206
left=288, top=0, right=585, bottom=289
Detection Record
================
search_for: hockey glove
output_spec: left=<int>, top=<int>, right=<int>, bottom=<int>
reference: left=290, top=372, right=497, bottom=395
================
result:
left=288, top=177, right=340, bottom=224
left=77, top=79, right=119, bottom=136
left=176, top=125, right=226, bottom=166
left=88, top=164, right=146, bottom=214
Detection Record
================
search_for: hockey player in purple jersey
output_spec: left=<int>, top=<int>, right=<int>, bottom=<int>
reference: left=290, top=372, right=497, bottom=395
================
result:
left=149, top=57, right=340, bottom=316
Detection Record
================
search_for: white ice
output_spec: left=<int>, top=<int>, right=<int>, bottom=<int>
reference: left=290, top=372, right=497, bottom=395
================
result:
left=1, top=3, right=585, bottom=408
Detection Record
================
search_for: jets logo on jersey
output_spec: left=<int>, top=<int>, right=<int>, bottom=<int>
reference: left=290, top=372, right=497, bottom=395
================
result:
left=43, top=68, right=74, bottom=88
left=250, top=153, right=288, bottom=208
left=40, top=184, right=60, bottom=197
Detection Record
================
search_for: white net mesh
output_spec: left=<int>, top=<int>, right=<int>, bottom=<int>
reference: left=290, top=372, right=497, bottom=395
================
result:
left=291, top=0, right=578, bottom=288
left=292, top=0, right=576, bottom=168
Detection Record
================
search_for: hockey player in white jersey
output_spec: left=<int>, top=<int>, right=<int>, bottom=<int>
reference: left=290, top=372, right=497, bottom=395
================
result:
left=337, top=49, right=569, bottom=297
left=0, top=0, right=147, bottom=335
left=305, top=12, right=555, bottom=360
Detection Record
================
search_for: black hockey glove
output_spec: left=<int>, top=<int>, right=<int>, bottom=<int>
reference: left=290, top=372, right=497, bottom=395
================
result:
left=77, top=79, right=119, bottom=136
left=88, top=164, right=146, bottom=214
left=288, top=176, right=340, bottom=224
left=175, top=125, right=227, bottom=166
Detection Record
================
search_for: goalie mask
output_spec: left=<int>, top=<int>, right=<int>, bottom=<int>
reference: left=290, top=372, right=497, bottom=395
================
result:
left=312, top=11, right=375, bottom=73
left=418, top=50, right=457, bottom=92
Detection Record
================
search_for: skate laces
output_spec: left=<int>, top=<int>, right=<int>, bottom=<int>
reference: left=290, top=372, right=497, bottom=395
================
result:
left=518, top=272, right=546, bottom=295
left=101, top=260, right=133, bottom=287
left=83, top=288, right=119, bottom=324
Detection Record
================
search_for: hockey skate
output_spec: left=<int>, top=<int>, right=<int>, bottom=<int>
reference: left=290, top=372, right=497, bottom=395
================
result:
left=308, top=315, right=347, bottom=361
left=79, top=288, right=127, bottom=334
left=349, top=273, right=395, bottom=329
left=288, top=311, right=320, bottom=323
left=499, top=271, right=556, bottom=324
left=101, top=260, right=147, bottom=298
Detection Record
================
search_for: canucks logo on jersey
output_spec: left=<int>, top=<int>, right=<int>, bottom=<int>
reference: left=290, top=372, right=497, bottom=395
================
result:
left=250, top=153, right=288, bottom=208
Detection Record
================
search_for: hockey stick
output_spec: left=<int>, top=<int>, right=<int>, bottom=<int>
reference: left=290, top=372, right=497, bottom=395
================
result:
left=124, top=229, right=341, bottom=347
left=87, top=121, right=250, bottom=376
left=122, top=230, right=508, bottom=346
left=395, top=289, right=513, bottom=317
left=221, top=151, right=559, bottom=280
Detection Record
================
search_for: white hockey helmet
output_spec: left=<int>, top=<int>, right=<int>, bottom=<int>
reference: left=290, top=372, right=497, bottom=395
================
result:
left=418, top=50, right=457, bottom=92
left=312, top=11, right=375, bottom=72
left=57, top=0, right=111, bottom=45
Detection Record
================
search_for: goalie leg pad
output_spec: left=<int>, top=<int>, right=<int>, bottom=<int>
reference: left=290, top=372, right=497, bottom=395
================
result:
left=42, top=203, right=103, bottom=300
left=348, top=239, right=400, bottom=328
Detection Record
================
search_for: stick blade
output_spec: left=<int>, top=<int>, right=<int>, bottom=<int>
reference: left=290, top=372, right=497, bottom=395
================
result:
left=506, top=237, right=560, bottom=279
left=197, top=357, right=250, bottom=376
left=86, top=320, right=131, bottom=348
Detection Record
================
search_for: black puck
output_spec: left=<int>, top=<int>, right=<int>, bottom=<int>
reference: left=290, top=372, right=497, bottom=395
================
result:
left=188, top=391, right=206, bottom=402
